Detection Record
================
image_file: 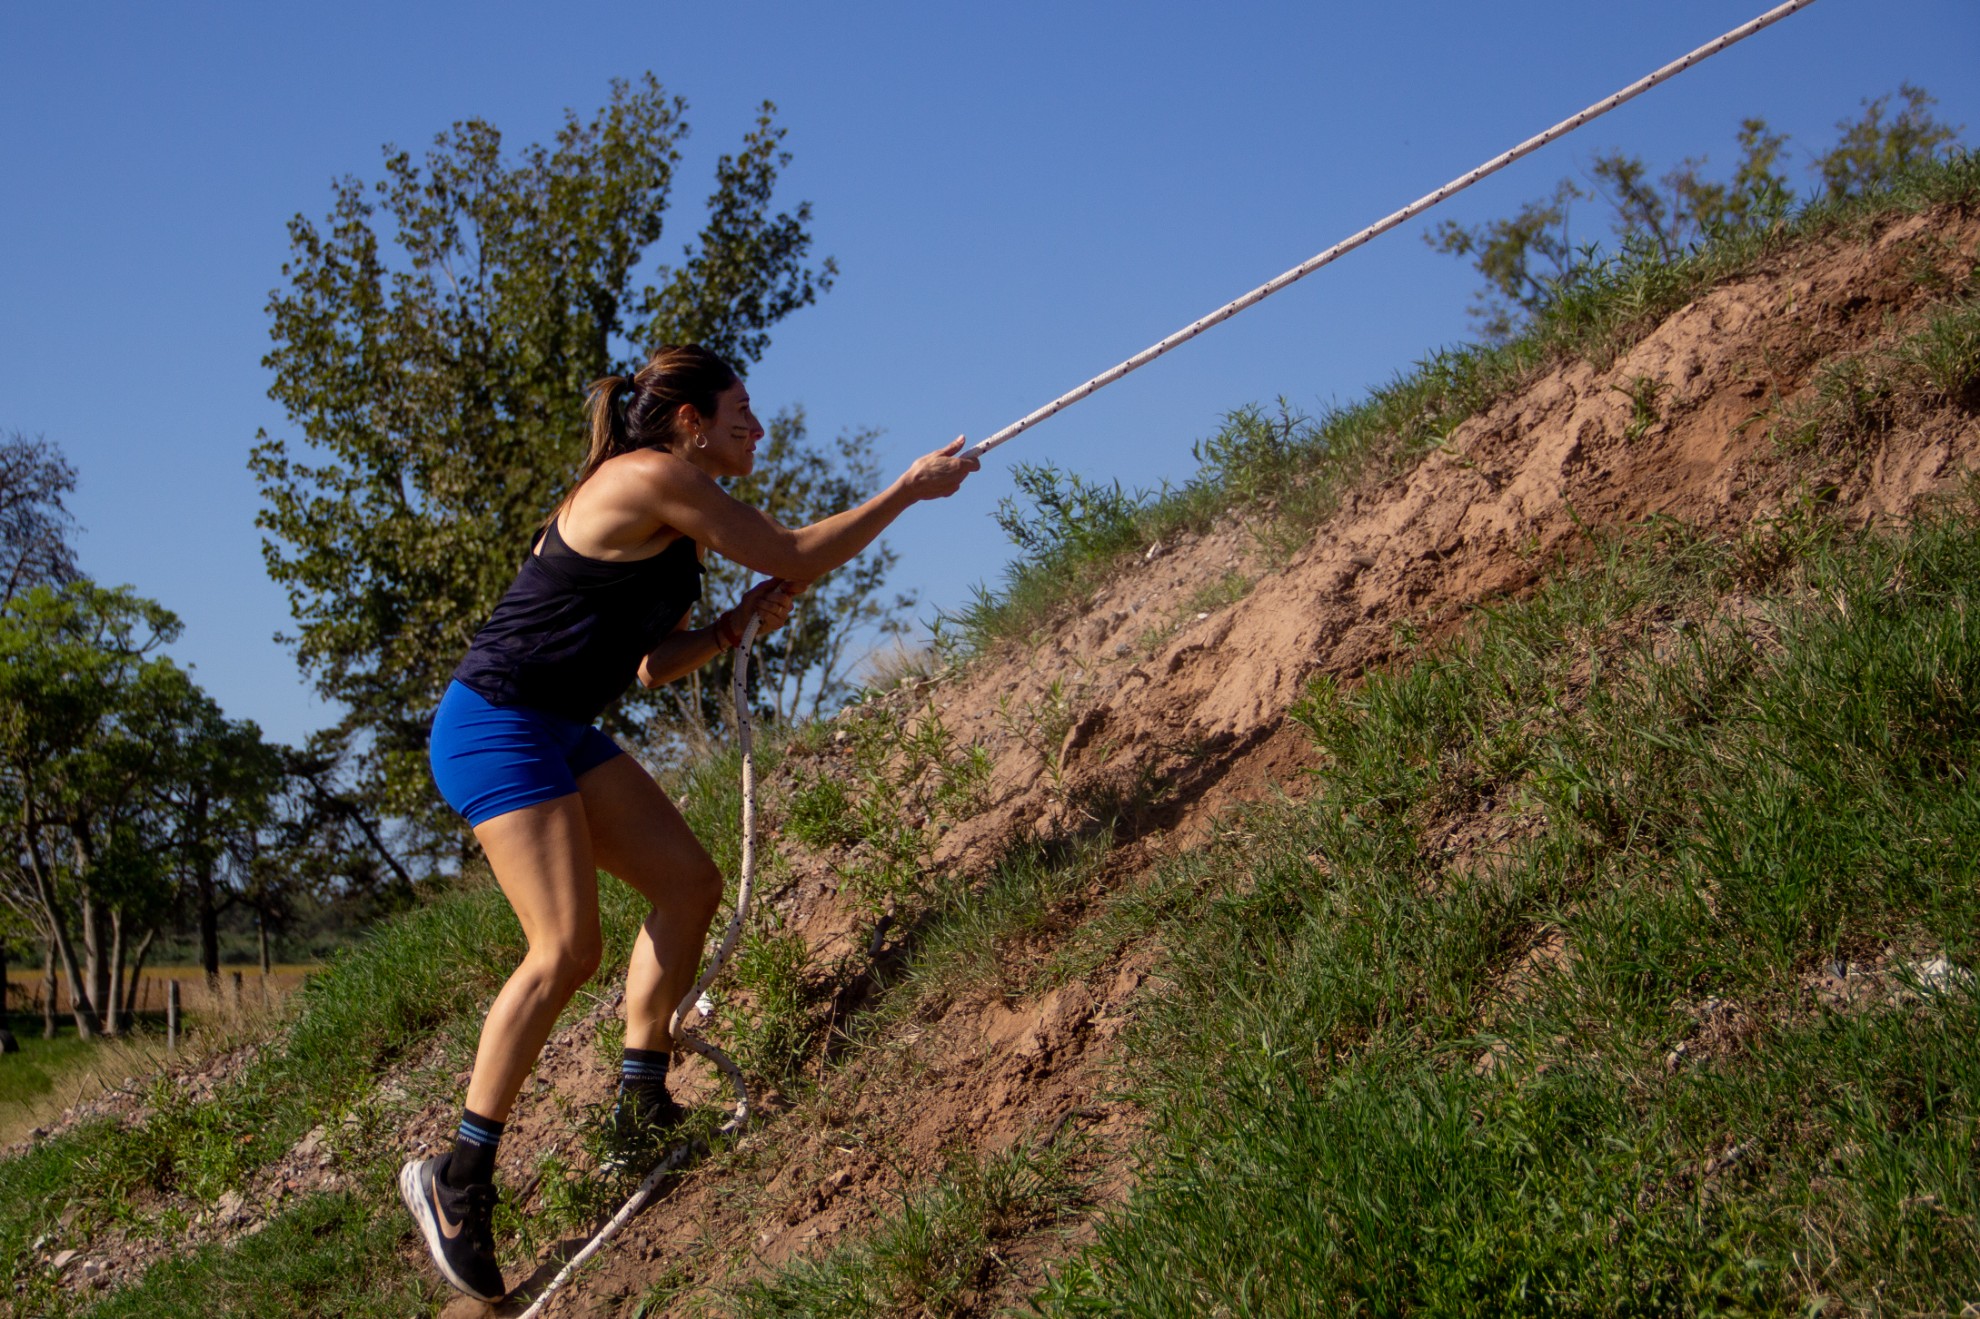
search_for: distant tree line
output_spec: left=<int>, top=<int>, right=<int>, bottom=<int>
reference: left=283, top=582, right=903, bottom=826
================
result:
left=1430, top=84, right=1966, bottom=340
left=0, top=431, right=406, bottom=1042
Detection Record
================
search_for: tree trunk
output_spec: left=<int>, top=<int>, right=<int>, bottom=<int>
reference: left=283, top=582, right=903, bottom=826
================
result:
left=0, top=937, right=14, bottom=1053
left=77, top=893, right=110, bottom=1039
left=24, top=820, right=98, bottom=1038
left=257, top=905, right=271, bottom=974
left=67, top=829, right=113, bottom=1038
left=122, top=926, right=156, bottom=1023
left=65, top=922, right=101, bottom=1039
left=106, top=908, right=128, bottom=1036
left=42, top=939, right=55, bottom=1039
left=194, top=791, right=220, bottom=988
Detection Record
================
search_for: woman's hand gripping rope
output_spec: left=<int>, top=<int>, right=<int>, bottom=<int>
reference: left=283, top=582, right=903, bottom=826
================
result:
left=516, top=596, right=781, bottom=1319
left=715, top=576, right=805, bottom=650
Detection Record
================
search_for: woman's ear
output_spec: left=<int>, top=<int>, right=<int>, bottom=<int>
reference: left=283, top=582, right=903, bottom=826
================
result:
left=672, top=401, right=704, bottom=439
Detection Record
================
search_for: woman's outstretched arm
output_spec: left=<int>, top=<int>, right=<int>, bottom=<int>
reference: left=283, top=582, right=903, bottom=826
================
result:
left=611, top=437, right=979, bottom=582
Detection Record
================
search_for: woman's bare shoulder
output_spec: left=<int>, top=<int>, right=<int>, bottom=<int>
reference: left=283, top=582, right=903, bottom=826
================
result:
left=587, top=448, right=722, bottom=506
left=601, top=446, right=696, bottom=486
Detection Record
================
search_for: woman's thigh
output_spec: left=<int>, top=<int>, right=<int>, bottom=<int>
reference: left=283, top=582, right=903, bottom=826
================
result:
left=575, top=754, right=720, bottom=909
left=471, top=793, right=602, bottom=955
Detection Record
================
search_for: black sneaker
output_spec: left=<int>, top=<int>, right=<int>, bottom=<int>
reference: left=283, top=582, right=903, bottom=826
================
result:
left=600, top=1086, right=683, bottom=1174
left=399, top=1153, right=505, bottom=1302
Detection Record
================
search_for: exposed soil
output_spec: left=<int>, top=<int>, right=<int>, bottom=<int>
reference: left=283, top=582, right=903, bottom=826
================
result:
left=19, top=203, right=1980, bottom=1315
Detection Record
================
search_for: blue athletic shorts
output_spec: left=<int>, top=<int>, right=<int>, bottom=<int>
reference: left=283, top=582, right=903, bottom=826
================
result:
left=429, top=680, right=625, bottom=826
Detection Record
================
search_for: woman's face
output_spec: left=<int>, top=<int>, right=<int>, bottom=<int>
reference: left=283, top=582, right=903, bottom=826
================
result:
left=688, top=381, right=764, bottom=478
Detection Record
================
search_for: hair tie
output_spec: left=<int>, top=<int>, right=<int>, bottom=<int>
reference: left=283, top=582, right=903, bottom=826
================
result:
left=621, top=373, right=640, bottom=397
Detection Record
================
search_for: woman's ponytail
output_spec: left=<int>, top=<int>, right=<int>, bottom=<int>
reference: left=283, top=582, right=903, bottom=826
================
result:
left=577, top=370, right=642, bottom=497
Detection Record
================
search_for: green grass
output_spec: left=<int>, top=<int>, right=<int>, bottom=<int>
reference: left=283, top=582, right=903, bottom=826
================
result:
left=83, top=1191, right=430, bottom=1318
left=1031, top=492, right=1980, bottom=1315
left=0, top=1028, right=95, bottom=1107
left=0, top=880, right=531, bottom=1312
left=897, top=835, right=1113, bottom=1014
left=1899, top=292, right=1980, bottom=408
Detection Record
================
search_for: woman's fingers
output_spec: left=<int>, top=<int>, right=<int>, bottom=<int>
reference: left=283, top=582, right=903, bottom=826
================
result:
left=904, top=437, right=979, bottom=500
left=734, top=576, right=806, bottom=633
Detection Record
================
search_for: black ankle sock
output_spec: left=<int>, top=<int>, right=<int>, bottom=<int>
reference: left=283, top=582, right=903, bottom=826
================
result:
left=446, top=1108, right=505, bottom=1187
left=619, top=1046, right=671, bottom=1108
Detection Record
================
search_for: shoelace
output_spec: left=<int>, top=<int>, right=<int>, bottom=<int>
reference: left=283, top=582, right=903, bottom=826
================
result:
left=457, top=1182, right=499, bottom=1234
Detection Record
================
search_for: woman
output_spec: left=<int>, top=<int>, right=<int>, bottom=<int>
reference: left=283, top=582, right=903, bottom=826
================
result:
left=401, top=343, right=977, bottom=1301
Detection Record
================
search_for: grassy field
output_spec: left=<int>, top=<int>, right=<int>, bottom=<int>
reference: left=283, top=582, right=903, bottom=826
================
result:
left=4, top=965, right=319, bottom=1018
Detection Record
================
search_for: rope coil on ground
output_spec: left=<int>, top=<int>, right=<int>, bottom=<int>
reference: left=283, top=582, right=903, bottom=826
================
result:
left=515, top=2, right=1818, bottom=1309
left=515, top=615, right=763, bottom=1318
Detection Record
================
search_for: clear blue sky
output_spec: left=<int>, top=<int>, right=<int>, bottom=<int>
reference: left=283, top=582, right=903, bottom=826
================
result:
left=3, top=1, right=1975, bottom=746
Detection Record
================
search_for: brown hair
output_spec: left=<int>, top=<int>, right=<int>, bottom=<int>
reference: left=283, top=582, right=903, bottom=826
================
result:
left=572, top=343, right=740, bottom=500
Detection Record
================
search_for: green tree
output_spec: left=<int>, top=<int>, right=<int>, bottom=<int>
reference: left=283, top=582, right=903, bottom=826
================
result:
left=1583, top=116, right=1794, bottom=260
left=1813, top=83, right=1961, bottom=199
left=1425, top=179, right=1588, bottom=342
left=251, top=75, right=841, bottom=842
left=0, top=583, right=259, bottom=1037
left=153, top=707, right=284, bottom=989
left=0, top=431, right=79, bottom=1046
left=239, top=730, right=418, bottom=967
left=1429, top=86, right=1962, bottom=340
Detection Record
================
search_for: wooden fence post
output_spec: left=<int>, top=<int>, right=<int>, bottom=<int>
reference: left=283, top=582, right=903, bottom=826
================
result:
left=167, top=980, right=180, bottom=1053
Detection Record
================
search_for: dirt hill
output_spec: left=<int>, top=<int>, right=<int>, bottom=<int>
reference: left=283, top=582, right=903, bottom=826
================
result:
left=16, top=196, right=1980, bottom=1316
left=467, top=202, right=1980, bottom=1316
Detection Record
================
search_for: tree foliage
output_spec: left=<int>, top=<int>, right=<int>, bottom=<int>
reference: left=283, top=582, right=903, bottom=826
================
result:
left=0, top=584, right=260, bottom=1036
left=0, top=430, right=80, bottom=604
left=1814, top=83, right=1962, bottom=200
left=1429, top=85, right=1963, bottom=341
left=251, top=75, right=853, bottom=840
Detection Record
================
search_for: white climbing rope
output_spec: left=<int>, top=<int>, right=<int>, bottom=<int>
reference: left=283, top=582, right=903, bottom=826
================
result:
left=517, top=4, right=1819, bottom=1309
left=515, top=615, right=763, bottom=1319
left=962, top=0, right=1819, bottom=463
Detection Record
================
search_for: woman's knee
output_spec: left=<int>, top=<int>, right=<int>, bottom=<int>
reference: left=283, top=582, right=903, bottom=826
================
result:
left=649, top=855, right=722, bottom=928
left=681, top=855, right=724, bottom=922
left=524, top=933, right=603, bottom=996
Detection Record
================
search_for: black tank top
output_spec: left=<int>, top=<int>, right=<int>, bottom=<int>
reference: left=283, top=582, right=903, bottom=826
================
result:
left=452, top=519, right=706, bottom=723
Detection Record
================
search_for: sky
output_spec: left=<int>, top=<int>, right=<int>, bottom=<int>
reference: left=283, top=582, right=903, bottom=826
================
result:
left=2, top=0, right=1976, bottom=747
